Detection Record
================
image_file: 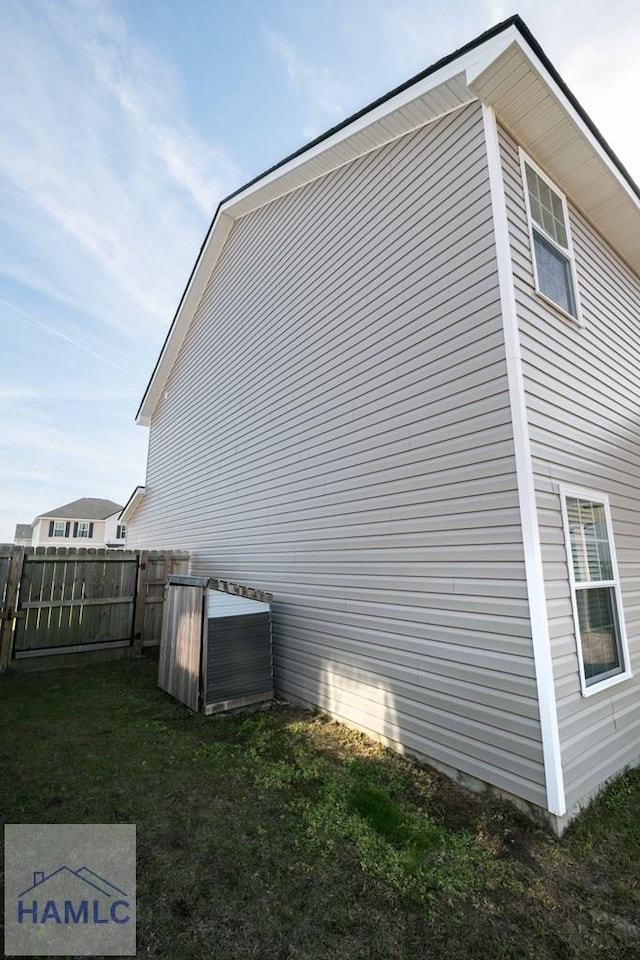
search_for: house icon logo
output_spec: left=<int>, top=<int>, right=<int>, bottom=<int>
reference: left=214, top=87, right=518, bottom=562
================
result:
left=4, top=823, right=136, bottom=957
left=17, top=865, right=131, bottom=925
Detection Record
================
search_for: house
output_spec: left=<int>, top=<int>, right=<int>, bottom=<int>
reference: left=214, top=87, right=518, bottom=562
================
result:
left=13, top=524, right=33, bottom=546
left=126, top=16, right=640, bottom=833
left=31, top=499, right=126, bottom=548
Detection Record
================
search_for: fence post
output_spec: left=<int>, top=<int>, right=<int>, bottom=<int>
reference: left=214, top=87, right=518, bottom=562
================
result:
left=0, top=547, right=24, bottom=672
left=133, top=550, right=149, bottom=656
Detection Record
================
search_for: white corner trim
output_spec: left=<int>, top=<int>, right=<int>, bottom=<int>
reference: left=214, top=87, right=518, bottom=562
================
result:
left=482, top=104, right=566, bottom=817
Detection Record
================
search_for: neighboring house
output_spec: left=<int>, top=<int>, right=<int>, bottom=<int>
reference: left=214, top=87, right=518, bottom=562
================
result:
left=126, top=17, right=640, bottom=833
left=13, top=524, right=33, bottom=546
left=31, top=499, right=126, bottom=549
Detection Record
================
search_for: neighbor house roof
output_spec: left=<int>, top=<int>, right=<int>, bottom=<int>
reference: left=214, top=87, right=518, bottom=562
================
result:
left=136, top=14, right=640, bottom=426
left=36, top=498, right=124, bottom=522
left=14, top=524, right=33, bottom=540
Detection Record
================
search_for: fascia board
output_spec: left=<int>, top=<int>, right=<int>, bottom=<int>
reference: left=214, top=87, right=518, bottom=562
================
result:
left=120, top=486, right=146, bottom=524
left=137, top=211, right=234, bottom=424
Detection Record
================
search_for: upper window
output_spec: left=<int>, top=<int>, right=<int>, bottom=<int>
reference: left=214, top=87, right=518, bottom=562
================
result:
left=116, top=524, right=126, bottom=540
left=51, top=520, right=67, bottom=538
left=561, top=490, right=630, bottom=694
left=521, top=154, right=580, bottom=322
left=77, top=521, right=92, bottom=538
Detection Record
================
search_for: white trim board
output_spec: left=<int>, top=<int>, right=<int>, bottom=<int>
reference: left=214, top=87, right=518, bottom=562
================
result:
left=482, top=104, right=566, bottom=817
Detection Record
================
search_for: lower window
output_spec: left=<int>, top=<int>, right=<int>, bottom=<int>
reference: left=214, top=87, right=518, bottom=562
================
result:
left=561, top=490, right=630, bottom=692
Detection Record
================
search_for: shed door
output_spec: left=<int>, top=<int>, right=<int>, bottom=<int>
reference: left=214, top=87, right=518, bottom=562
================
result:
left=158, top=583, right=204, bottom=711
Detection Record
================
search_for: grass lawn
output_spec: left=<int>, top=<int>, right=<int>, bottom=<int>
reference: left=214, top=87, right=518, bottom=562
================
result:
left=1, top=658, right=639, bottom=959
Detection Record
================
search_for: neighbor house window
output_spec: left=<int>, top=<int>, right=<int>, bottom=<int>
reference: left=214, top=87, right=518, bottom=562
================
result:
left=521, top=153, right=580, bottom=321
left=116, top=524, right=126, bottom=539
left=561, top=490, right=630, bottom=694
left=76, top=522, right=92, bottom=538
left=51, top=521, right=67, bottom=538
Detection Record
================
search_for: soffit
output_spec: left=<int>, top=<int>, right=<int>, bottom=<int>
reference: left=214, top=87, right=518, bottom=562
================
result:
left=469, top=41, right=640, bottom=275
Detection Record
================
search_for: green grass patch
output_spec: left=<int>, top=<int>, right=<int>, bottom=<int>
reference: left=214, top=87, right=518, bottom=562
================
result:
left=1, top=659, right=639, bottom=959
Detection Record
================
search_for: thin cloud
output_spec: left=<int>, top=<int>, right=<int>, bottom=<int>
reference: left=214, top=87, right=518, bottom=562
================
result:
left=0, top=0, right=241, bottom=343
left=360, top=0, right=486, bottom=75
left=50, top=0, right=237, bottom=216
left=264, top=27, right=347, bottom=140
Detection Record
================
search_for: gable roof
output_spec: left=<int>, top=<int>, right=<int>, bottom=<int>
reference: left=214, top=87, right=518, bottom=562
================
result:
left=37, top=498, right=124, bottom=522
left=137, top=15, right=640, bottom=427
left=14, top=524, right=32, bottom=540
left=119, top=485, right=146, bottom=524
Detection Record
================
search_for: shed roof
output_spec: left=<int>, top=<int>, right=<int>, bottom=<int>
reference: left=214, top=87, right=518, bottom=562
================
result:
left=37, top=498, right=124, bottom=521
left=136, top=14, right=640, bottom=426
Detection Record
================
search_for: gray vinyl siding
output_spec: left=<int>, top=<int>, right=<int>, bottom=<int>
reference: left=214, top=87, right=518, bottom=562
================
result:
left=499, top=125, right=640, bottom=812
left=131, top=102, right=546, bottom=806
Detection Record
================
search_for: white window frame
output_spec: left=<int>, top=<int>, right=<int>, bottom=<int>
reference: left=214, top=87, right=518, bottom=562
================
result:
left=116, top=524, right=126, bottom=540
left=519, top=149, right=582, bottom=326
left=52, top=520, right=66, bottom=538
left=77, top=521, right=91, bottom=538
left=559, top=486, right=632, bottom=696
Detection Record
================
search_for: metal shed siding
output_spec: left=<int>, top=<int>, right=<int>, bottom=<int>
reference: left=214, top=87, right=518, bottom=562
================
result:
left=130, top=102, right=545, bottom=805
left=205, top=613, right=272, bottom=703
left=499, top=125, right=640, bottom=812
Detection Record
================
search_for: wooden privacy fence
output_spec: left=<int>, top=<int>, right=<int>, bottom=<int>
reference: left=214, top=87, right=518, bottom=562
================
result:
left=0, top=546, right=189, bottom=670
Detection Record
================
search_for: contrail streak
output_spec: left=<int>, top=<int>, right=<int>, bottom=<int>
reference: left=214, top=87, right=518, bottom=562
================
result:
left=0, top=296, right=145, bottom=383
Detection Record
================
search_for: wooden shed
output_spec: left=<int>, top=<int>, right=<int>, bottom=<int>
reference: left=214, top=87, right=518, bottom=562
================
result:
left=158, top=575, right=273, bottom=713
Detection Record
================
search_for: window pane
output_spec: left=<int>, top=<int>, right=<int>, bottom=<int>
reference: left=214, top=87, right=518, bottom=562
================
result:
left=566, top=498, right=613, bottom=582
left=526, top=165, right=568, bottom=247
left=576, top=588, right=622, bottom=684
left=533, top=231, right=576, bottom=317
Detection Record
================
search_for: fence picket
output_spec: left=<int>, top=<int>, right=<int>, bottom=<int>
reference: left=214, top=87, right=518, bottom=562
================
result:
left=0, top=547, right=24, bottom=669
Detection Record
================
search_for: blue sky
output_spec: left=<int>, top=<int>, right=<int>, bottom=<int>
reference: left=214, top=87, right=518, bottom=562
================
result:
left=1, top=0, right=639, bottom=541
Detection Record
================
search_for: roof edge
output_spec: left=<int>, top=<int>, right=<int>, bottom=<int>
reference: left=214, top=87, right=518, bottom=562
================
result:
left=120, top=486, right=146, bottom=524
left=222, top=15, right=524, bottom=206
